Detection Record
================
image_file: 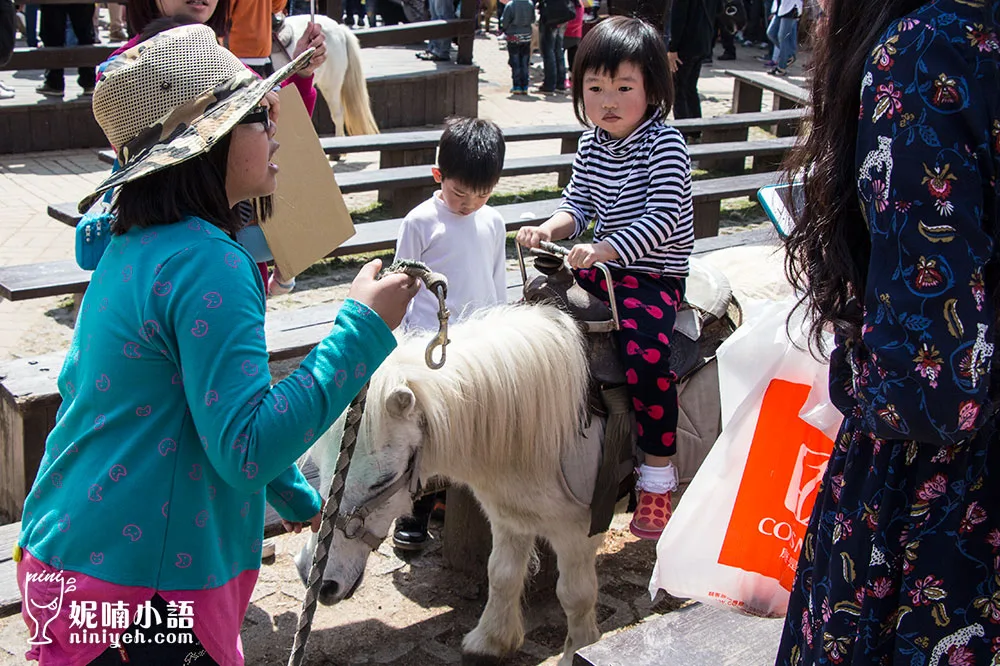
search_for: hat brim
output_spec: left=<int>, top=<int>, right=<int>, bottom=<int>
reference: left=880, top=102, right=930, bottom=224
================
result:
left=78, top=48, right=315, bottom=214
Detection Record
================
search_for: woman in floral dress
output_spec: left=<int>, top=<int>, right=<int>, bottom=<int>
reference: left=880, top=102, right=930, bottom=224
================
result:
left=777, top=0, right=1000, bottom=663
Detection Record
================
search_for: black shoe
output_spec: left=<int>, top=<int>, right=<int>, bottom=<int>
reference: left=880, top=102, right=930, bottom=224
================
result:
left=36, top=84, right=64, bottom=98
left=718, top=51, right=736, bottom=61
left=393, top=514, right=431, bottom=551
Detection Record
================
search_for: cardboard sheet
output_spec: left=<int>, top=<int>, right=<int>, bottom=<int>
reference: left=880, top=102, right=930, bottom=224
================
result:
left=260, top=84, right=355, bottom=278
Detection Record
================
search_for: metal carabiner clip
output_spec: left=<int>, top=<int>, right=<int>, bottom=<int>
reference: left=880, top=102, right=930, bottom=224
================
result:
left=425, top=284, right=450, bottom=369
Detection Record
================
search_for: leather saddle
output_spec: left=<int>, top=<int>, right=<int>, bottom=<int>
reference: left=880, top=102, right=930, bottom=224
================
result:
left=522, top=252, right=742, bottom=535
left=522, top=253, right=741, bottom=393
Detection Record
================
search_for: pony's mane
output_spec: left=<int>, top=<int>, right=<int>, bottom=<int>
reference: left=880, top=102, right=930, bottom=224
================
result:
left=366, top=303, right=591, bottom=487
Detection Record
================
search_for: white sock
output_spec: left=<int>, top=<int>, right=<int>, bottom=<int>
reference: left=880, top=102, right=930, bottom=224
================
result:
left=636, top=462, right=678, bottom=494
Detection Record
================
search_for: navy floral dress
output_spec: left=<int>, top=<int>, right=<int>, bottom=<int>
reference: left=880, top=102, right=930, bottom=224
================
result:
left=776, top=1, right=1000, bottom=664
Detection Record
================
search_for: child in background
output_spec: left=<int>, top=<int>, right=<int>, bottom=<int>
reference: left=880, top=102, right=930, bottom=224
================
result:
left=501, top=0, right=535, bottom=94
left=516, top=16, right=694, bottom=540
left=391, top=117, right=509, bottom=549
left=563, top=0, right=584, bottom=79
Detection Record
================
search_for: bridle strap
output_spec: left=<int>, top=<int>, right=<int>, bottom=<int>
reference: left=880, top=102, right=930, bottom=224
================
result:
left=333, top=448, right=423, bottom=552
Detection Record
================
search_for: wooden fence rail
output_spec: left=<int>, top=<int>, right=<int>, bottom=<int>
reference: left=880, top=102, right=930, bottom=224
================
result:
left=3, top=17, right=476, bottom=71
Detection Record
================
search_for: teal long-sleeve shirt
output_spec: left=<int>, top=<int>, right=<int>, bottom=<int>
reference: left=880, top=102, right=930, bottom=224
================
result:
left=19, top=216, right=396, bottom=590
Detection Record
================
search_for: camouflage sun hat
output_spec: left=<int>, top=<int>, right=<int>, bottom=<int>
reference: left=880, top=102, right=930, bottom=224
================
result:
left=78, top=24, right=314, bottom=213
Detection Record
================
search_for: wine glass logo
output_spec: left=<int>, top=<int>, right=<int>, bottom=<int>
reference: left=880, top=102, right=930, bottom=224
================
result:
left=23, top=571, right=76, bottom=646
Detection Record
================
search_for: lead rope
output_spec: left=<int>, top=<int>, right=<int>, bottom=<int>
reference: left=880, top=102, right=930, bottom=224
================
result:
left=288, top=261, right=448, bottom=666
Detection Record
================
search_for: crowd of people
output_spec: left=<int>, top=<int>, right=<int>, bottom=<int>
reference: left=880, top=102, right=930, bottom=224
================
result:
left=4, top=0, right=1000, bottom=663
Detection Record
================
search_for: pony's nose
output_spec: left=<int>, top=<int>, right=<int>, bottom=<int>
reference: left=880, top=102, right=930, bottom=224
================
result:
left=318, top=580, right=340, bottom=606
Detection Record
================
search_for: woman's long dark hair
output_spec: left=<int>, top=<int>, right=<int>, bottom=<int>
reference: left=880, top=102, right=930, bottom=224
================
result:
left=783, top=0, right=930, bottom=350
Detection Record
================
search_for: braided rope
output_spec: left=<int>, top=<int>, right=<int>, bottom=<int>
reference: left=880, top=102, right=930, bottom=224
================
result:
left=287, top=260, right=449, bottom=665
left=287, top=382, right=368, bottom=666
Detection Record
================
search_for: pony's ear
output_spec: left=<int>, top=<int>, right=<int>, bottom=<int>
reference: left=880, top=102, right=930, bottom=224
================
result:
left=385, top=387, right=417, bottom=420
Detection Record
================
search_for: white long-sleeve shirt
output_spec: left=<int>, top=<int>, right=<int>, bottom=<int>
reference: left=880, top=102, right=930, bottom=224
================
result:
left=395, top=193, right=508, bottom=332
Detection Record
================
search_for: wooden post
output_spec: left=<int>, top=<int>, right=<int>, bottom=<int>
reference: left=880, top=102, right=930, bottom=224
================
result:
left=442, top=485, right=492, bottom=577
left=442, top=486, right=559, bottom=595
left=771, top=95, right=800, bottom=137
left=557, top=136, right=576, bottom=188
left=692, top=201, right=721, bottom=239
left=698, top=128, right=746, bottom=173
left=731, top=79, right=763, bottom=115
left=457, top=0, right=476, bottom=64
left=378, top=147, right=437, bottom=215
left=324, top=0, right=342, bottom=22
left=0, top=354, right=65, bottom=523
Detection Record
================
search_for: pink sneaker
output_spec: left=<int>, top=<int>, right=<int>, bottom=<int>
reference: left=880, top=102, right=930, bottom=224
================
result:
left=629, top=489, right=672, bottom=540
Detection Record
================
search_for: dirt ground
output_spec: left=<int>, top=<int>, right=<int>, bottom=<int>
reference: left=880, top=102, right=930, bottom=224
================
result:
left=0, top=26, right=800, bottom=665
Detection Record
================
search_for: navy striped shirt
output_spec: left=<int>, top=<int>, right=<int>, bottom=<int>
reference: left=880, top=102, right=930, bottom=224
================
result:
left=557, top=113, right=694, bottom=277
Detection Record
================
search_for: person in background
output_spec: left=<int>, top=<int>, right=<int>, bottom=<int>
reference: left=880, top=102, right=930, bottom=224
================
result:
left=563, top=0, right=584, bottom=74
left=761, top=0, right=800, bottom=75
left=36, top=1, right=96, bottom=97
left=501, top=0, right=534, bottom=94
left=776, top=0, right=1000, bottom=662
left=418, top=0, right=456, bottom=60
left=537, top=0, right=570, bottom=93
left=668, top=0, right=722, bottom=130
left=1, top=0, right=14, bottom=65
left=107, top=1, right=126, bottom=40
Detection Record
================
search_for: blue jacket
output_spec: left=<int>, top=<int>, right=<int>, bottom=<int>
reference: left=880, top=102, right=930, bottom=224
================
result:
left=20, top=217, right=396, bottom=589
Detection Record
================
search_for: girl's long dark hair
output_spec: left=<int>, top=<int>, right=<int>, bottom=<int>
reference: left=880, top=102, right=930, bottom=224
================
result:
left=783, top=0, right=929, bottom=350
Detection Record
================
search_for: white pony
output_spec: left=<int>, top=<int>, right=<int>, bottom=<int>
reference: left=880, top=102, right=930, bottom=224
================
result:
left=297, top=303, right=606, bottom=665
left=282, top=14, right=380, bottom=136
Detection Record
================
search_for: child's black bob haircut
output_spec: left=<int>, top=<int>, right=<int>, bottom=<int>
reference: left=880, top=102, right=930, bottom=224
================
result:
left=437, top=117, right=506, bottom=193
left=571, top=16, right=673, bottom=128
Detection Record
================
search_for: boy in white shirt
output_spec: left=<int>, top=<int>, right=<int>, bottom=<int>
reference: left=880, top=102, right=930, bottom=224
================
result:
left=391, top=117, right=508, bottom=550
left=395, top=117, right=508, bottom=334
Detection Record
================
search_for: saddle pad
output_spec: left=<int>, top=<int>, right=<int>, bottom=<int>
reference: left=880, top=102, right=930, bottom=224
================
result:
left=684, top=258, right=733, bottom=321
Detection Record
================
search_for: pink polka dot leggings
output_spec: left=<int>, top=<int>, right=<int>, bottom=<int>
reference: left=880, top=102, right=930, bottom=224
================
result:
left=575, top=266, right=684, bottom=458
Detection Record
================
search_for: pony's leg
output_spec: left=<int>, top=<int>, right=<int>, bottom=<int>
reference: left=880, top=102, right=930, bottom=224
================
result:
left=462, top=526, right=534, bottom=661
left=547, top=529, right=602, bottom=666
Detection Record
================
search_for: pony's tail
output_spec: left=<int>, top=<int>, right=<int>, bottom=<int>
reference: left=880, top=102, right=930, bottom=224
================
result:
left=341, top=30, right=379, bottom=136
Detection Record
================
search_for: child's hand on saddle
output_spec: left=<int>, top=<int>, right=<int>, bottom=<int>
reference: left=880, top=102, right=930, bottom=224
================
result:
left=294, top=22, right=328, bottom=76
left=348, top=259, right=421, bottom=330
left=515, top=225, right=551, bottom=249
left=567, top=241, right=618, bottom=269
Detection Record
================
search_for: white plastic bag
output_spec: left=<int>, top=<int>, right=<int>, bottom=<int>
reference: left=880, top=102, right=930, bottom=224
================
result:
left=649, top=299, right=841, bottom=617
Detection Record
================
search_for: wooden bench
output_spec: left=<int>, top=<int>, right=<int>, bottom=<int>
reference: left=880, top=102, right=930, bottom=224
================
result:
left=21, top=171, right=780, bottom=303
left=726, top=69, right=810, bottom=120
left=572, top=601, right=784, bottom=665
left=86, top=134, right=794, bottom=222
left=96, top=109, right=805, bottom=202
left=96, top=109, right=807, bottom=164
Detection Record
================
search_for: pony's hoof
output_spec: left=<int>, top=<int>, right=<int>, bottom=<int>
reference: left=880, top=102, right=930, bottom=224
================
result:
left=461, top=652, right=505, bottom=666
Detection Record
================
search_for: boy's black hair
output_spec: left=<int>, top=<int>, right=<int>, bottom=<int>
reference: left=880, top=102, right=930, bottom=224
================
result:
left=437, top=117, right=506, bottom=193
left=571, top=16, right=674, bottom=127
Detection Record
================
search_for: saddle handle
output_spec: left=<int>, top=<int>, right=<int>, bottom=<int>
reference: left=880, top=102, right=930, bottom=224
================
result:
left=515, top=241, right=621, bottom=332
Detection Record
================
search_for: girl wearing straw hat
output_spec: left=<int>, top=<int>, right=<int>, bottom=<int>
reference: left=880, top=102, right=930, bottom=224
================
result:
left=14, top=24, right=417, bottom=665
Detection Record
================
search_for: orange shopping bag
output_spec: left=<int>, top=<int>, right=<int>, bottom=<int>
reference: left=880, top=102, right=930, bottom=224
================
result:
left=650, top=300, right=839, bottom=617
left=718, top=379, right=833, bottom=593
